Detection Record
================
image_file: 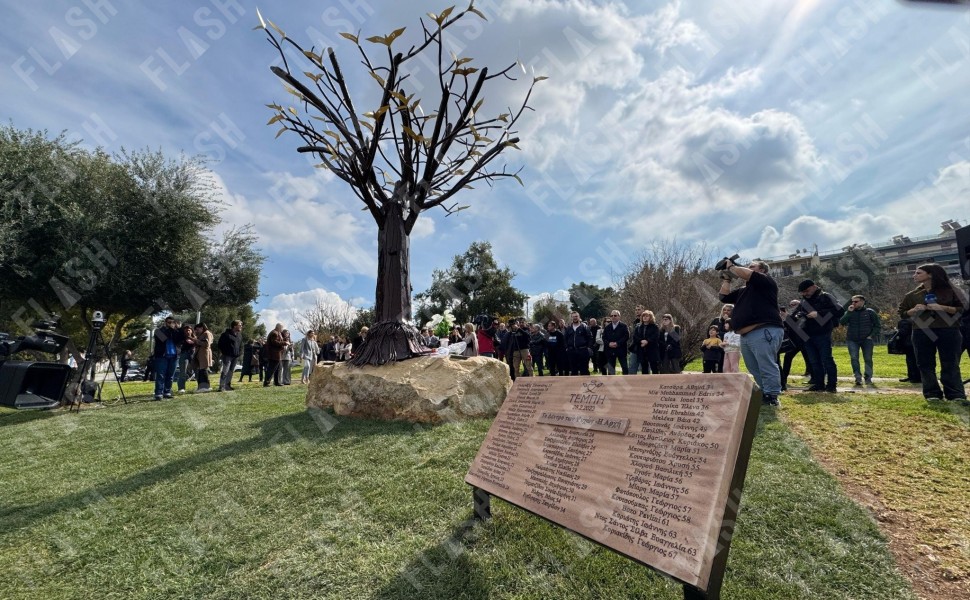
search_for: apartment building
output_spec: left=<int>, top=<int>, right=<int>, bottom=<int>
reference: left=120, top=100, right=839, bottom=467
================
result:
left=764, top=219, right=964, bottom=279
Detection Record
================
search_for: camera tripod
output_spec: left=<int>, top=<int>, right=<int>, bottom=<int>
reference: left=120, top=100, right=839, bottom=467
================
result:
left=69, top=325, right=128, bottom=411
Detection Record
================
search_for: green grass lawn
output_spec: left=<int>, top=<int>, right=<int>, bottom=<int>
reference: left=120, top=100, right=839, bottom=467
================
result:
left=782, top=393, right=970, bottom=584
left=685, top=344, right=970, bottom=386
left=0, top=381, right=917, bottom=599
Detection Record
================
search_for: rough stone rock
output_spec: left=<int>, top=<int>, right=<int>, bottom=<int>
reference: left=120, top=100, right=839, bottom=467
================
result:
left=306, top=356, right=512, bottom=423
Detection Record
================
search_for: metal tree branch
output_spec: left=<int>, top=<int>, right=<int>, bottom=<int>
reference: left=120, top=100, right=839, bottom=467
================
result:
left=257, top=3, right=541, bottom=363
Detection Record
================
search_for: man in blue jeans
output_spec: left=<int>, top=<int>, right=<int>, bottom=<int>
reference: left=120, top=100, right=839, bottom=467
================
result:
left=152, top=315, right=179, bottom=401
left=718, top=259, right=784, bottom=406
left=840, top=294, right=881, bottom=386
left=796, top=279, right=841, bottom=392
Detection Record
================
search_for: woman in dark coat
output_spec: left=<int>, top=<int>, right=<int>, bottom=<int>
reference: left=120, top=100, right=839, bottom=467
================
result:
left=239, top=340, right=257, bottom=382
left=634, top=310, right=662, bottom=374
left=659, top=313, right=682, bottom=374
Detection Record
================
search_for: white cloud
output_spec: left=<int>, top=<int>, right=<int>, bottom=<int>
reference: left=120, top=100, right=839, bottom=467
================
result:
left=750, top=214, right=900, bottom=260
left=257, top=287, right=360, bottom=331
left=213, top=170, right=377, bottom=276
left=748, top=159, right=970, bottom=259
left=887, top=160, right=970, bottom=222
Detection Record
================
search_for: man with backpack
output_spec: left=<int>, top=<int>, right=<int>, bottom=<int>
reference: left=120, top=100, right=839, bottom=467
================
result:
left=840, top=295, right=881, bottom=386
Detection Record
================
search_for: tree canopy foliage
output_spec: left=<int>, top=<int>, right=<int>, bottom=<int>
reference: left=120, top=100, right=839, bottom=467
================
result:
left=0, top=125, right=264, bottom=355
left=532, top=296, right=570, bottom=325
left=569, top=282, right=619, bottom=321
left=415, top=241, right=527, bottom=325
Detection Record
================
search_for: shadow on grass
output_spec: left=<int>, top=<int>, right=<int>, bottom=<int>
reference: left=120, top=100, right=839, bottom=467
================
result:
left=0, top=408, right=415, bottom=535
left=0, top=390, right=168, bottom=428
left=924, top=398, right=970, bottom=426
left=0, top=408, right=60, bottom=427
left=373, top=515, right=491, bottom=600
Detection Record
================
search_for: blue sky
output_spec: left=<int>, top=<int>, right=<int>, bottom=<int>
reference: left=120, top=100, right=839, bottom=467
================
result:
left=4, top=0, right=969, bottom=327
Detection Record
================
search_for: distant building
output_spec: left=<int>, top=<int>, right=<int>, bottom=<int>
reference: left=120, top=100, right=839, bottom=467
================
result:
left=763, top=219, right=964, bottom=279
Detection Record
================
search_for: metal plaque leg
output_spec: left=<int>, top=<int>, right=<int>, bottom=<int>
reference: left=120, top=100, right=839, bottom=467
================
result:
left=472, top=487, right=491, bottom=521
left=684, top=584, right=711, bottom=600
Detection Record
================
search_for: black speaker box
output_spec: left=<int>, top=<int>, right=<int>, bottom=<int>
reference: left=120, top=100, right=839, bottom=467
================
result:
left=956, top=224, right=970, bottom=281
left=0, top=361, right=72, bottom=409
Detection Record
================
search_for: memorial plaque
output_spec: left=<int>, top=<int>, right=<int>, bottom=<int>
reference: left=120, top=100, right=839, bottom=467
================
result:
left=465, top=374, right=761, bottom=597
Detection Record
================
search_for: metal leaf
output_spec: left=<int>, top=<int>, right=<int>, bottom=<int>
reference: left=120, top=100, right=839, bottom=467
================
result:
left=340, top=32, right=359, bottom=43
left=386, top=27, right=406, bottom=45
left=438, top=6, right=455, bottom=23
left=267, top=19, right=285, bottom=38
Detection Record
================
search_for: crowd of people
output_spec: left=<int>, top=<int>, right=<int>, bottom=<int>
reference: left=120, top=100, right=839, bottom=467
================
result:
left=406, top=261, right=968, bottom=407
left=142, top=262, right=967, bottom=407
left=149, top=317, right=243, bottom=400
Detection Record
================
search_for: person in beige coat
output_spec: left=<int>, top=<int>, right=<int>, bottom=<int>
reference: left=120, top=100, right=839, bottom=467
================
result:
left=193, top=323, right=214, bottom=392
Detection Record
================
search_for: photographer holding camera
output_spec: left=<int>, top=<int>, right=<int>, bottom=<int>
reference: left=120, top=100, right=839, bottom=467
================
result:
left=717, top=256, right=784, bottom=406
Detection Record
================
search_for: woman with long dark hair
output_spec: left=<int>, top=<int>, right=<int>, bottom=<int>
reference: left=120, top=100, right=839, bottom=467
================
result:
left=898, top=263, right=967, bottom=402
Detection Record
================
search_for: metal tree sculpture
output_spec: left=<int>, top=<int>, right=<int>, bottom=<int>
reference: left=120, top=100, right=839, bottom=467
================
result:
left=258, top=3, right=540, bottom=366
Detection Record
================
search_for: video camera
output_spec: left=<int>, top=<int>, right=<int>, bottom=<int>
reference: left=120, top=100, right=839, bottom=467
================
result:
left=715, top=253, right=741, bottom=271
left=472, top=314, right=496, bottom=330
left=0, top=317, right=72, bottom=410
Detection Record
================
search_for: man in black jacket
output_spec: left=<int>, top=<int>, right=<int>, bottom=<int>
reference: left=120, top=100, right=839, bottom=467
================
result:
left=602, top=310, right=630, bottom=375
left=503, top=318, right=533, bottom=379
left=218, top=320, right=243, bottom=391
left=563, top=311, right=594, bottom=376
left=796, top=279, right=841, bottom=392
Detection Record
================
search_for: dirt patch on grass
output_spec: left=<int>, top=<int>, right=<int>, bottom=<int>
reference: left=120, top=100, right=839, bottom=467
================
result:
left=804, top=447, right=968, bottom=600
left=782, top=397, right=970, bottom=600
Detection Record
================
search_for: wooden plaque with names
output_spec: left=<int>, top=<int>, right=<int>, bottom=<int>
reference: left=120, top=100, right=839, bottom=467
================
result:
left=465, top=374, right=761, bottom=597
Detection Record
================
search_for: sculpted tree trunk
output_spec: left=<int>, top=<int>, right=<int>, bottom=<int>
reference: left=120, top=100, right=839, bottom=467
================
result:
left=259, top=3, right=540, bottom=365
left=377, top=195, right=411, bottom=323
left=356, top=194, right=424, bottom=366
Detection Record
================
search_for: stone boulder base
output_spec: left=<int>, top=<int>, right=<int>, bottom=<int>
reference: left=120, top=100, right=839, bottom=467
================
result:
left=306, top=356, right=512, bottom=423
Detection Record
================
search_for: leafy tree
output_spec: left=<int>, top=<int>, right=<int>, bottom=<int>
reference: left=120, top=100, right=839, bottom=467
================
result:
left=258, top=3, right=540, bottom=365
left=532, top=296, right=570, bottom=326
left=0, top=125, right=264, bottom=362
left=814, top=245, right=888, bottom=308
left=414, top=241, right=527, bottom=325
left=569, top=282, right=618, bottom=321
left=189, top=304, right=266, bottom=342
left=349, top=307, right=377, bottom=338
left=618, top=240, right=721, bottom=368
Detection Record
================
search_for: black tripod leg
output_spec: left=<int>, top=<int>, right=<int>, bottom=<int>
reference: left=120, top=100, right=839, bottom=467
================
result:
left=99, top=331, right=128, bottom=404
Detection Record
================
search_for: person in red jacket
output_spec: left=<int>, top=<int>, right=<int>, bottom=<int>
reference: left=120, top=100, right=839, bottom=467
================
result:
left=477, top=318, right=498, bottom=358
